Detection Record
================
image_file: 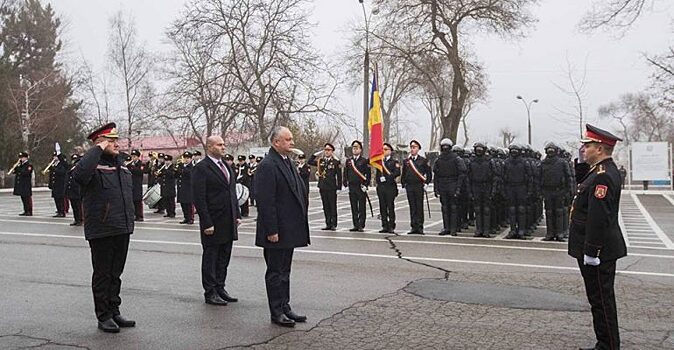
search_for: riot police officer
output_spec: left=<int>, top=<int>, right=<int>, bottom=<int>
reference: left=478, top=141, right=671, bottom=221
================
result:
left=402, top=140, right=432, bottom=234
left=308, top=143, right=342, bottom=230
left=503, top=144, right=531, bottom=239
left=127, top=149, right=144, bottom=222
left=376, top=143, right=400, bottom=233
left=343, top=140, right=371, bottom=232
left=540, top=142, right=574, bottom=241
left=177, top=151, right=194, bottom=224
left=433, top=139, right=466, bottom=236
left=468, top=142, right=496, bottom=238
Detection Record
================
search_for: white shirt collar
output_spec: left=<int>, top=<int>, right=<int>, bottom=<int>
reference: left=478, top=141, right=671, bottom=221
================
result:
left=208, top=154, right=223, bottom=165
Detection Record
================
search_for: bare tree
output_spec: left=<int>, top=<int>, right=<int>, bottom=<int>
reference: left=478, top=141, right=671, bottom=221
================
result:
left=552, top=56, right=588, bottom=139
left=580, top=0, right=657, bottom=34
left=499, top=127, right=518, bottom=147
left=598, top=92, right=673, bottom=143
left=108, top=10, right=153, bottom=149
left=78, top=58, right=111, bottom=126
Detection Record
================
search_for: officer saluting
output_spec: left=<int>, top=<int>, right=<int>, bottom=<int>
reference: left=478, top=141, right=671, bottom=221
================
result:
left=308, top=143, right=342, bottom=231
left=11, top=151, right=33, bottom=216
left=569, top=124, right=626, bottom=350
left=375, top=143, right=400, bottom=233
left=343, top=140, right=371, bottom=232
left=401, top=140, right=432, bottom=234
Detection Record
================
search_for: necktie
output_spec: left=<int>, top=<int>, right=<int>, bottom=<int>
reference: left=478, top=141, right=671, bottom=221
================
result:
left=217, top=161, right=230, bottom=183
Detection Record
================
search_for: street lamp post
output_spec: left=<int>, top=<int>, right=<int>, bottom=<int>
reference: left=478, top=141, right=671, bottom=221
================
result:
left=516, top=95, right=539, bottom=145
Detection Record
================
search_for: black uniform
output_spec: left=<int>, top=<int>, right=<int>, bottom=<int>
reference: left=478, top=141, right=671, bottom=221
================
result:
left=73, top=146, right=135, bottom=323
left=248, top=161, right=258, bottom=206
left=49, top=157, right=69, bottom=216
left=66, top=160, right=83, bottom=225
left=13, top=160, right=33, bottom=215
left=540, top=152, right=573, bottom=241
left=297, top=161, right=311, bottom=198
left=144, top=159, right=159, bottom=187
left=235, top=162, right=250, bottom=217
left=468, top=154, right=496, bottom=237
left=376, top=156, right=400, bottom=232
left=308, top=154, right=342, bottom=230
left=127, top=159, right=144, bottom=220
left=158, top=165, right=176, bottom=218
left=176, top=162, right=194, bottom=223
left=401, top=155, right=432, bottom=233
left=503, top=152, right=531, bottom=239
left=343, top=155, right=371, bottom=230
left=433, top=150, right=466, bottom=235
left=569, top=158, right=626, bottom=350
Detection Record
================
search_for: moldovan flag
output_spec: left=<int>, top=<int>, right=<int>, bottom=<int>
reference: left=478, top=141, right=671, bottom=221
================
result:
left=368, top=72, right=384, bottom=172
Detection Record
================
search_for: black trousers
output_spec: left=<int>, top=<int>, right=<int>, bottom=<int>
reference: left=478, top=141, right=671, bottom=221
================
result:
left=406, top=188, right=424, bottom=231
left=180, top=202, right=194, bottom=222
left=53, top=196, right=65, bottom=215
left=20, top=196, right=32, bottom=214
left=348, top=187, right=367, bottom=229
left=89, top=234, right=130, bottom=322
left=472, top=188, right=491, bottom=235
left=70, top=198, right=82, bottom=223
left=201, top=242, right=233, bottom=297
left=578, top=259, right=620, bottom=350
left=320, top=189, right=337, bottom=228
left=240, top=201, right=249, bottom=217
left=133, top=200, right=143, bottom=219
left=377, top=185, right=397, bottom=230
left=439, top=191, right=458, bottom=234
left=163, top=197, right=176, bottom=217
left=263, top=248, right=294, bottom=318
left=544, top=192, right=565, bottom=239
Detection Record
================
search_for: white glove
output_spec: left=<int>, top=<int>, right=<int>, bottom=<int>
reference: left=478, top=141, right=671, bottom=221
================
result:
left=583, top=254, right=600, bottom=266
left=423, top=184, right=428, bottom=190
left=336, top=189, right=342, bottom=194
left=360, top=185, right=367, bottom=192
left=313, top=150, right=323, bottom=156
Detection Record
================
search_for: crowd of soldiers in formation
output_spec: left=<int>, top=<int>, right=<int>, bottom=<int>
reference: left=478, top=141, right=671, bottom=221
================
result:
left=16, top=138, right=578, bottom=241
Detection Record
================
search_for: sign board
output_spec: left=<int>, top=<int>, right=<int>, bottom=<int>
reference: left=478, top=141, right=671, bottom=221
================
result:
left=631, top=142, right=670, bottom=181
left=249, top=147, right=268, bottom=158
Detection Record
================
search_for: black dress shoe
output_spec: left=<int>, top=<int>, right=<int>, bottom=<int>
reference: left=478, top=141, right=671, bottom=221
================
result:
left=179, top=220, right=188, bottom=224
left=98, top=318, right=120, bottom=333
left=112, top=314, right=136, bottom=327
left=329, top=227, right=337, bottom=231
left=349, top=227, right=359, bottom=232
left=205, top=294, right=228, bottom=306
left=69, top=221, right=82, bottom=226
left=217, top=289, right=238, bottom=302
left=321, top=226, right=331, bottom=230
left=378, top=229, right=388, bottom=233
left=135, top=218, right=144, bottom=222
left=578, top=347, right=596, bottom=350
left=52, top=213, right=65, bottom=218
left=439, top=231, right=449, bottom=236
left=284, top=310, right=307, bottom=323
left=356, top=228, right=364, bottom=232
left=271, top=314, right=295, bottom=328
left=187, top=220, right=194, bottom=224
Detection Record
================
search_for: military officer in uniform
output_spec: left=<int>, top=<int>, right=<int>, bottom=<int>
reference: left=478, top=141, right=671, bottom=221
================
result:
left=401, top=140, right=432, bottom=234
left=343, top=140, right=371, bottom=232
left=308, top=143, right=342, bottom=230
left=158, top=154, right=176, bottom=218
left=297, top=153, right=311, bottom=197
left=144, top=152, right=159, bottom=188
left=66, top=154, right=83, bottom=226
left=48, top=152, right=69, bottom=217
left=177, top=151, right=195, bottom=224
left=223, top=154, right=234, bottom=167
left=235, top=155, right=251, bottom=217
left=569, top=124, right=626, bottom=350
left=127, top=150, right=144, bottom=222
left=11, top=152, right=33, bottom=216
left=248, top=155, right=258, bottom=206
left=376, top=143, right=400, bottom=233
left=193, top=150, right=202, bottom=164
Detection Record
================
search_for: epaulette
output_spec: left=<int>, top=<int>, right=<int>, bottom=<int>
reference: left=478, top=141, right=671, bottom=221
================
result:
left=597, top=164, right=605, bottom=174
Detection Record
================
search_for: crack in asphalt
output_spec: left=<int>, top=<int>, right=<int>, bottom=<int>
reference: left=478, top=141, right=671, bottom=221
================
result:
left=384, top=233, right=452, bottom=280
left=0, top=332, right=91, bottom=349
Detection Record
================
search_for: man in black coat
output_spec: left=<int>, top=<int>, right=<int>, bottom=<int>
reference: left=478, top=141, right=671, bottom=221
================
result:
left=255, top=126, right=310, bottom=328
left=158, top=154, right=176, bottom=218
left=375, top=143, right=400, bottom=233
left=12, top=151, right=33, bottom=216
left=569, top=124, right=626, bottom=350
left=343, top=140, right=371, bottom=232
left=401, top=140, right=432, bottom=234
left=192, top=136, right=241, bottom=306
left=177, top=151, right=194, bottom=224
left=127, top=149, right=145, bottom=222
left=66, top=154, right=83, bottom=226
left=48, top=152, right=69, bottom=218
left=73, top=122, right=136, bottom=333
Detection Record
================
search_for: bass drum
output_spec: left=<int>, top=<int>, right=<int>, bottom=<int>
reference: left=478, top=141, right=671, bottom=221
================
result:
left=236, top=183, right=249, bottom=207
left=142, top=184, right=162, bottom=208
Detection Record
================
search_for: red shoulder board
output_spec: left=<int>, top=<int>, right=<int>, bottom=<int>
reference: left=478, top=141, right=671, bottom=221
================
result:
left=594, top=185, right=607, bottom=199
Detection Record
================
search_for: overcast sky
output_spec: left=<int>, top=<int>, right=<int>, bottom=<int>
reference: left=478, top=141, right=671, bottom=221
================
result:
left=52, top=0, right=673, bottom=151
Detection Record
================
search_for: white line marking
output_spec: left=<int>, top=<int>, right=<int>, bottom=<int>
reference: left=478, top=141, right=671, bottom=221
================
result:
left=631, top=194, right=674, bottom=249
left=661, top=194, right=674, bottom=207
left=618, top=207, right=629, bottom=246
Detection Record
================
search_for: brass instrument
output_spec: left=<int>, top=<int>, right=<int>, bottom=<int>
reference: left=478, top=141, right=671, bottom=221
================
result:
left=173, top=157, right=185, bottom=171
left=41, top=158, right=57, bottom=175
left=7, top=160, right=21, bottom=175
left=154, top=163, right=168, bottom=177
left=124, top=159, right=134, bottom=167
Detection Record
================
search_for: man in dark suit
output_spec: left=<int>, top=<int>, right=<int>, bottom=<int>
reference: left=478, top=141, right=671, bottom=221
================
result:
left=192, top=136, right=241, bottom=306
left=569, top=124, right=626, bottom=350
left=255, top=126, right=310, bottom=328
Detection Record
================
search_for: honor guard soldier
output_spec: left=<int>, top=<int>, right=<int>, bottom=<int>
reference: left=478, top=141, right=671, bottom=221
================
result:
left=297, top=153, right=311, bottom=196
left=248, top=155, right=258, bottom=206
left=308, top=143, right=342, bottom=230
left=153, top=153, right=166, bottom=214
left=402, top=140, right=432, bottom=234
left=503, top=144, right=532, bottom=239
left=66, top=154, right=83, bottom=226
left=192, top=150, right=202, bottom=164
left=343, top=140, right=371, bottom=232
left=157, top=154, right=176, bottom=218
left=223, top=154, right=234, bottom=167
left=569, top=124, right=626, bottom=350
left=376, top=143, right=400, bottom=233
left=540, top=142, right=574, bottom=241
left=47, top=152, right=69, bottom=217
left=176, top=151, right=195, bottom=224
left=235, top=155, right=251, bottom=217
left=433, top=139, right=466, bottom=236
left=468, top=142, right=496, bottom=238
left=144, top=152, right=159, bottom=187
left=72, top=122, right=136, bottom=333
left=11, top=152, right=33, bottom=216
left=127, top=150, right=144, bottom=222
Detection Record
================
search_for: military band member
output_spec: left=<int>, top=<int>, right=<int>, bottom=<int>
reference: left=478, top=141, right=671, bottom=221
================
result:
left=297, top=153, right=311, bottom=198
left=127, top=150, right=144, bottom=222
left=401, top=140, right=432, bottom=234
left=375, top=143, right=400, bottom=233
left=153, top=153, right=166, bottom=214
left=235, top=155, right=251, bottom=217
left=48, top=152, right=69, bottom=217
left=223, top=154, right=234, bottom=167
left=192, top=150, right=203, bottom=164
left=66, top=154, right=83, bottom=226
left=343, top=140, right=371, bottom=232
left=157, top=154, right=176, bottom=218
left=73, top=122, right=135, bottom=333
left=248, top=154, right=258, bottom=206
left=177, top=151, right=194, bottom=224
left=569, top=124, right=626, bottom=350
left=308, top=143, right=342, bottom=231
left=144, top=152, right=159, bottom=187
left=11, top=152, right=33, bottom=216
